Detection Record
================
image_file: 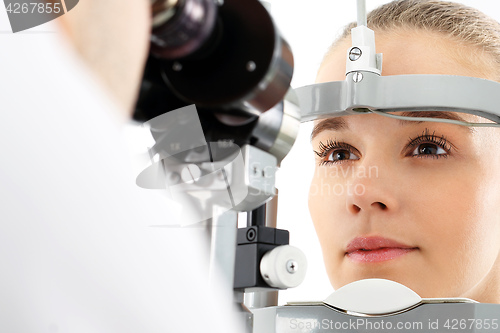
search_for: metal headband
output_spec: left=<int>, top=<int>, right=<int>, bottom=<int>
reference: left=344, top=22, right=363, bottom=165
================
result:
left=295, top=71, right=500, bottom=125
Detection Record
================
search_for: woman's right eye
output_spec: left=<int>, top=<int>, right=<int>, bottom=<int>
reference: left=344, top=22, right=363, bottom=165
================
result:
left=321, top=149, right=359, bottom=165
left=314, top=140, right=360, bottom=166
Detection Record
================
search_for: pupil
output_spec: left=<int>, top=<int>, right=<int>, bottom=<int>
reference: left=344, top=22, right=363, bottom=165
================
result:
left=335, top=151, right=348, bottom=160
left=419, top=144, right=437, bottom=155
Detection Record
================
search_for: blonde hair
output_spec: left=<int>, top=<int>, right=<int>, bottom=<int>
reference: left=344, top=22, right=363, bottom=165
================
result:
left=326, top=0, right=500, bottom=80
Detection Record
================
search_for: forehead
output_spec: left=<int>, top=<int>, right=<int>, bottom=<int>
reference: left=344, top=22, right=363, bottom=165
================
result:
left=311, top=111, right=484, bottom=141
left=316, top=30, right=495, bottom=83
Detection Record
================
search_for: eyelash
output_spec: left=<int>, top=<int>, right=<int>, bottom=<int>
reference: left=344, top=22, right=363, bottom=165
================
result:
left=313, top=139, right=358, bottom=166
left=407, top=129, right=452, bottom=159
left=313, top=129, right=453, bottom=166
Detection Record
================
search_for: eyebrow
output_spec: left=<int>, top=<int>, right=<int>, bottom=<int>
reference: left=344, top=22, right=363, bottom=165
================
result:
left=310, top=111, right=472, bottom=141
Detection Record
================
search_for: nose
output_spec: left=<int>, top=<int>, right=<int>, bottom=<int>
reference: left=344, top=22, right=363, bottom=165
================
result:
left=345, top=162, right=398, bottom=215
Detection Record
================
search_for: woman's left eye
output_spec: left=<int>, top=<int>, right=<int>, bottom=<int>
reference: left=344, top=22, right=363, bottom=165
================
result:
left=411, top=143, right=447, bottom=156
left=406, top=129, right=453, bottom=159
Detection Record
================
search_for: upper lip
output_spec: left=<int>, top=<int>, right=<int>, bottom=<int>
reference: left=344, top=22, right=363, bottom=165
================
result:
left=345, top=236, right=417, bottom=254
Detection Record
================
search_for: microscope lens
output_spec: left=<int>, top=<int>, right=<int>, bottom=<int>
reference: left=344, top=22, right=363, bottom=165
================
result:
left=151, top=0, right=218, bottom=59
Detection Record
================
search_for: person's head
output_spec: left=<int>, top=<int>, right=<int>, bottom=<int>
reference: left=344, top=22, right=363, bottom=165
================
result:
left=56, top=0, right=151, bottom=115
left=309, top=0, right=500, bottom=303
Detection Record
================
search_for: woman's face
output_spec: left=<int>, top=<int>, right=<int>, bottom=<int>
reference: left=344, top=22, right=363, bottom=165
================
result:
left=310, top=30, right=500, bottom=302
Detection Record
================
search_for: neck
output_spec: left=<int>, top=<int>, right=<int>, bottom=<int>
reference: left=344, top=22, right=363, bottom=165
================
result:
left=461, top=255, right=500, bottom=304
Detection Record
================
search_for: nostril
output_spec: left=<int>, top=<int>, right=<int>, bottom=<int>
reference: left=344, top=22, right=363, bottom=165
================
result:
left=352, top=205, right=361, bottom=213
left=376, top=202, right=387, bottom=210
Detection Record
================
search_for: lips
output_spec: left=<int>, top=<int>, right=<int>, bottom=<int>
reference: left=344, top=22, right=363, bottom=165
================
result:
left=345, top=236, right=418, bottom=263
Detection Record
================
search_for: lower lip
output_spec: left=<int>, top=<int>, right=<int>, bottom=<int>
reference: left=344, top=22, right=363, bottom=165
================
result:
left=346, top=248, right=416, bottom=263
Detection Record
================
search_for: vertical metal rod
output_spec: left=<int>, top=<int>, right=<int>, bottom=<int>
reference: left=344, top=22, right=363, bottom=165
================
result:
left=208, top=208, right=250, bottom=329
left=357, top=0, right=367, bottom=27
left=244, top=291, right=279, bottom=309
left=265, top=188, right=278, bottom=229
left=248, top=204, right=266, bottom=227
left=208, top=207, right=238, bottom=293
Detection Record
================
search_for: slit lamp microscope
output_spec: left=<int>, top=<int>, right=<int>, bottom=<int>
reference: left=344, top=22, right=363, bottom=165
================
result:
left=134, top=0, right=500, bottom=331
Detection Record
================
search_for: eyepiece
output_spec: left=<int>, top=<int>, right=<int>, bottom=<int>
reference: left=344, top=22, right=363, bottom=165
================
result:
left=150, top=0, right=218, bottom=59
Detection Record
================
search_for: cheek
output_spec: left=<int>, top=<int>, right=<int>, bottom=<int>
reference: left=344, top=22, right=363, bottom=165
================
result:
left=308, top=173, right=341, bottom=280
left=308, top=173, right=335, bottom=250
left=308, top=170, right=346, bottom=260
left=442, top=176, right=500, bottom=287
left=308, top=170, right=345, bottom=232
left=459, top=166, right=500, bottom=263
left=406, top=162, right=479, bottom=247
left=410, top=156, right=500, bottom=290
left=308, top=175, right=326, bottom=233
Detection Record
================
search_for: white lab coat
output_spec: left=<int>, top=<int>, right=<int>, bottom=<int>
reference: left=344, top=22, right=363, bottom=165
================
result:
left=0, top=18, right=242, bottom=333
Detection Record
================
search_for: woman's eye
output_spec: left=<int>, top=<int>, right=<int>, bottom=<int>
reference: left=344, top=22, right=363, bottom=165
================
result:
left=412, top=143, right=447, bottom=156
left=314, top=140, right=361, bottom=166
left=326, top=149, right=359, bottom=163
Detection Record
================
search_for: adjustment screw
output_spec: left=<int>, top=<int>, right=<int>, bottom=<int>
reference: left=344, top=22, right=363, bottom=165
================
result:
left=286, top=260, right=298, bottom=274
left=352, top=72, right=363, bottom=83
left=246, top=228, right=256, bottom=241
left=181, top=164, right=201, bottom=184
left=349, top=47, right=362, bottom=61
